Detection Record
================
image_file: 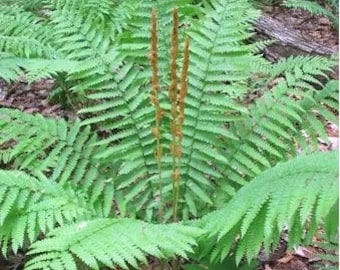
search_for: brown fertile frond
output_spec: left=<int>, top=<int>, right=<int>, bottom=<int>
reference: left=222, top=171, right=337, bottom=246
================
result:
left=149, top=8, right=163, bottom=220
left=149, top=7, right=190, bottom=223
left=149, top=8, right=162, bottom=146
left=178, top=37, right=189, bottom=124
left=150, top=9, right=160, bottom=95
left=169, top=7, right=179, bottom=103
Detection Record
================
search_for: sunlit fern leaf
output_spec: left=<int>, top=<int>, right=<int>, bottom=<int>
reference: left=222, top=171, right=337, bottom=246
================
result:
left=0, top=8, right=57, bottom=58
left=0, top=53, right=23, bottom=82
left=0, top=55, right=78, bottom=83
left=0, top=170, right=92, bottom=255
left=199, top=151, right=339, bottom=264
left=283, top=0, right=338, bottom=28
left=219, top=55, right=338, bottom=194
left=0, top=109, right=88, bottom=176
left=173, top=0, right=262, bottom=217
left=0, top=109, right=114, bottom=218
left=25, top=218, right=203, bottom=270
left=37, top=0, right=147, bottom=45
left=44, top=0, right=118, bottom=25
left=49, top=1, right=160, bottom=217
left=297, top=80, right=339, bottom=148
left=109, top=0, right=145, bottom=37
left=270, top=55, right=336, bottom=79
left=50, top=10, right=111, bottom=61
left=1, top=0, right=45, bottom=11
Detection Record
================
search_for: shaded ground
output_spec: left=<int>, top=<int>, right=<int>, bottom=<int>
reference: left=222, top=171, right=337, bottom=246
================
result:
left=263, top=5, right=338, bottom=53
left=258, top=236, right=339, bottom=270
left=0, top=79, right=77, bottom=119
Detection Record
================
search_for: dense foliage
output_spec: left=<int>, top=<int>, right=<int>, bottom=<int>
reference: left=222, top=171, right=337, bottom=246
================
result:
left=0, top=0, right=338, bottom=269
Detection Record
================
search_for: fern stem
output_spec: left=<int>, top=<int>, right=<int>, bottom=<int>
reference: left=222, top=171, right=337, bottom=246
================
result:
left=178, top=37, right=189, bottom=126
left=150, top=9, right=164, bottom=221
left=173, top=36, right=190, bottom=223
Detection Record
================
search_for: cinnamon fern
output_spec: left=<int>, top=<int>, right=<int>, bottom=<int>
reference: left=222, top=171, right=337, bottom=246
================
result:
left=199, top=150, right=338, bottom=265
left=25, top=219, right=202, bottom=270
left=0, top=0, right=338, bottom=269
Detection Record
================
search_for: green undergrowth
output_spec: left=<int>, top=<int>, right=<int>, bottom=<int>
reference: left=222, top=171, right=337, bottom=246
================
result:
left=0, top=0, right=338, bottom=269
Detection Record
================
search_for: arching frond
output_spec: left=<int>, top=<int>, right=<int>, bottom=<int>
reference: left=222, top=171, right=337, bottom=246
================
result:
left=0, top=8, right=56, bottom=58
left=25, top=218, right=203, bottom=270
left=176, top=0, right=260, bottom=217
left=283, top=0, right=338, bottom=28
left=0, top=170, right=91, bottom=255
left=200, top=151, right=339, bottom=264
left=0, top=55, right=78, bottom=82
left=219, top=55, right=338, bottom=194
left=0, top=109, right=114, bottom=218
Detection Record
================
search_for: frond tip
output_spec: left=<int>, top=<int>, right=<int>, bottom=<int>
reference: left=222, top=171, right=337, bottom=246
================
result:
left=200, top=151, right=339, bottom=264
left=0, top=170, right=90, bottom=255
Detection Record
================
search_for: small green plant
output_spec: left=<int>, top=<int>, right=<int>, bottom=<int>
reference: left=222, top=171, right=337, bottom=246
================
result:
left=0, top=0, right=338, bottom=269
left=283, top=0, right=339, bottom=29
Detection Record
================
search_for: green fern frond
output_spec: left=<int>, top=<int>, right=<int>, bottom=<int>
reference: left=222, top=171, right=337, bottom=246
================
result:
left=118, top=0, right=195, bottom=65
left=0, top=109, right=114, bottom=218
left=109, top=0, right=144, bottom=37
left=297, top=80, right=339, bottom=147
left=200, top=151, right=339, bottom=264
left=174, top=0, right=262, bottom=217
left=45, top=0, right=117, bottom=24
left=0, top=9, right=56, bottom=58
left=49, top=9, right=112, bottom=61
left=77, top=61, right=154, bottom=217
left=0, top=109, right=88, bottom=176
left=0, top=170, right=91, bottom=255
left=0, top=55, right=78, bottom=82
left=0, top=0, right=45, bottom=11
left=270, top=55, right=336, bottom=79
left=25, top=218, right=203, bottom=270
left=313, top=231, right=339, bottom=270
left=283, top=0, right=338, bottom=28
left=220, top=55, right=338, bottom=193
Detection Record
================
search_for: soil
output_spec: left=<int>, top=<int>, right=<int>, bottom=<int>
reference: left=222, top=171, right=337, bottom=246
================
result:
left=0, top=79, right=77, bottom=120
left=263, top=5, right=338, bottom=53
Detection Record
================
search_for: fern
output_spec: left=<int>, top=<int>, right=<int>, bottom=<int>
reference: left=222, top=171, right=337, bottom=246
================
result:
left=56, top=1, right=196, bottom=221
left=0, top=55, right=78, bottom=82
left=217, top=55, right=338, bottom=197
left=25, top=219, right=202, bottom=270
left=0, top=7, right=56, bottom=58
left=0, top=1, right=338, bottom=269
left=313, top=231, right=339, bottom=270
left=86, top=0, right=265, bottom=220
left=0, top=109, right=114, bottom=218
left=283, top=0, right=339, bottom=28
left=0, top=5, right=74, bottom=82
left=200, top=151, right=339, bottom=264
left=0, top=0, right=132, bottom=83
left=0, top=170, right=91, bottom=254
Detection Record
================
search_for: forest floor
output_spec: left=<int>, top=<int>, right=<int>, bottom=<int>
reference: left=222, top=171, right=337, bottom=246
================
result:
left=264, top=5, right=338, bottom=53
left=0, top=3, right=338, bottom=270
